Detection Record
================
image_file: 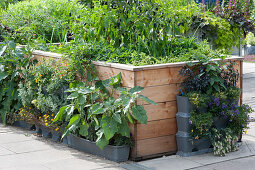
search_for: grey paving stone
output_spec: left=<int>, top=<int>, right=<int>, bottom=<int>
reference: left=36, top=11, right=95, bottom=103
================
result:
left=139, top=155, right=203, bottom=170
left=43, top=157, right=121, bottom=170
left=0, top=145, right=15, bottom=156
left=0, top=164, right=51, bottom=170
left=0, top=139, right=53, bottom=153
left=0, top=132, right=34, bottom=144
left=191, top=155, right=255, bottom=170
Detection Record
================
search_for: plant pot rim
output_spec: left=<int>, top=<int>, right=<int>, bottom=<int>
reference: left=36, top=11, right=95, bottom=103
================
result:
left=69, top=133, right=130, bottom=149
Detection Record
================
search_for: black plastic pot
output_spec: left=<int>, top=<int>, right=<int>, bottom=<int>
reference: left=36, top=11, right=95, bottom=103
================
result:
left=40, top=126, right=52, bottom=138
left=34, top=124, right=42, bottom=134
left=67, top=134, right=130, bottom=162
left=13, top=121, right=34, bottom=130
left=51, top=131, right=62, bottom=142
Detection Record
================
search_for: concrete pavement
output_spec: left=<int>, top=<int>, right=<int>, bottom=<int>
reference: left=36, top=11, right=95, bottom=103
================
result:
left=0, top=124, right=123, bottom=170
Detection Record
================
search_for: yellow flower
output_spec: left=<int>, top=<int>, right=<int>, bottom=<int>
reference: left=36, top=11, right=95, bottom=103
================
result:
left=245, top=130, right=247, bottom=134
left=51, top=114, right=54, bottom=117
left=45, top=123, right=48, bottom=126
left=29, top=107, right=31, bottom=110
left=195, top=136, right=199, bottom=140
left=191, top=129, right=194, bottom=133
left=55, top=127, right=59, bottom=131
left=36, top=79, right=38, bottom=83
left=51, top=119, right=53, bottom=121
left=206, top=129, right=208, bottom=131
left=39, top=117, right=41, bottom=119
left=40, top=74, right=42, bottom=77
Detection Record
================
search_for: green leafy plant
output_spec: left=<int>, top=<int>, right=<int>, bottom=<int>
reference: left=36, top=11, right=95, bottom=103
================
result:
left=53, top=74, right=157, bottom=149
left=1, top=0, right=85, bottom=43
left=189, top=110, right=213, bottom=140
left=185, top=91, right=210, bottom=109
left=0, top=38, right=32, bottom=124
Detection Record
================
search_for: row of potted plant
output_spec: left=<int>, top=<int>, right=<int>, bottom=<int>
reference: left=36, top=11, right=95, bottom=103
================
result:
left=176, top=57, right=253, bottom=156
left=0, top=40, right=157, bottom=162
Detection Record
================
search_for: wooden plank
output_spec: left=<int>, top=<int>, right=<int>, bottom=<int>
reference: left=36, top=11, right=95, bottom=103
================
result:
left=136, top=118, right=177, bottom=140
left=95, top=65, right=135, bottom=87
left=138, top=84, right=180, bottom=104
left=145, top=101, right=177, bottom=122
left=134, top=135, right=177, bottom=157
left=135, top=67, right=184, bottom=87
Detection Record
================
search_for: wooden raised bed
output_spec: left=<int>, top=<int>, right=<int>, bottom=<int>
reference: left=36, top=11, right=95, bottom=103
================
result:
left=31, top=50, right=244, bottom=160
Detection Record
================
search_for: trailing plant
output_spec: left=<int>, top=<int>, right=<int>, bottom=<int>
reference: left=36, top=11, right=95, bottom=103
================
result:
left=53, top=74, right=157, bottom=149
left=210, top=128, right=238, bottom=156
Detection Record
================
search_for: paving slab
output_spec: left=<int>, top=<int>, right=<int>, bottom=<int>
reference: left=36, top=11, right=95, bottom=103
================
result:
left=43, top=157, right=122, bottom=170
left=1, top=164, right=51, bottom=170
left=191, top=155, right=255, bottom=170
left=0, top=145, right=15, bottom=156
left=139, top=155, right=203, bottom=170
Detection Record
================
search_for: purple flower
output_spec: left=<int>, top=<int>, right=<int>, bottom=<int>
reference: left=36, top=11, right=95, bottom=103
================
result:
left=214, top=98, right=220, bottom=106
left=234, top=110, right=239, bottom=115
left=189, top=120, right=193, bottom=125
left=231, top=104, right=235, bottom=110
left=220, top=112, right=225, bottom=116
left=208, top=102, right=213, bottom=107
left=221, top=104, right=227, bottom=109
left=229, top=119, right=233, bottom=122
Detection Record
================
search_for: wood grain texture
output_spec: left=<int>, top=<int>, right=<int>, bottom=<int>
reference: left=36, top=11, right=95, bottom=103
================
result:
left=138, top=84, right=180, bottom=104
left=95, top=65, right=135, bottom=87
left=135, top=67, right=183, bottom=87
left=135, top=135, right=177, bottom=157
left=144, top=101, right=177, bottom=121
left=136, top=118, right=177, bottom=140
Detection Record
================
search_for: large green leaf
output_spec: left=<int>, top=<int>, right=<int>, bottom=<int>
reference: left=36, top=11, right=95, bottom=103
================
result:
left=79, top=123, right=89, bottom=137
left=53, top=105, right=67, bottom=123
left=67, top=114, right=80, bottom=129
left=101, top=115, right=118, bottom=140
left=65, top=105, right=75, bottom=121
left=129, top=86, right=144, bottom=94
left=67, top=92, right=79, bottom=100
left=118, top=117, right=130, bottom=137
left=88, top=103, right=105, bottom=118
left=131, top=105, right=148, bottom=124
left=138, top=95, right=157, bottom=105
left=0, top=46, right=6, bottom=57
left=96, top=130, right=109, bottom=150
left=0, top=72, right=8, bottom=82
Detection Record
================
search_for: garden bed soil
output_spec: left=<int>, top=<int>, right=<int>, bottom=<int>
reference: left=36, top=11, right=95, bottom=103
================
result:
left=31, top=50, right=244, bottom=160
left=67, top=134, right=130, bottom=162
